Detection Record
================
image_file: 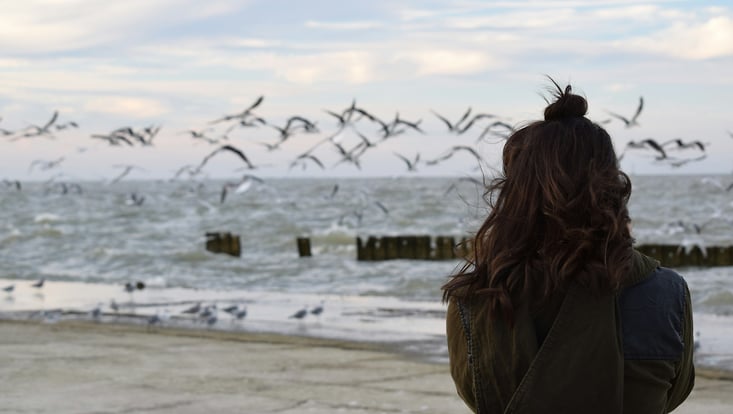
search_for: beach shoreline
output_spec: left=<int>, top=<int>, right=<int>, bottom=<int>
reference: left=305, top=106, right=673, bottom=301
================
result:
left=1, top=319, right=732, bottom=414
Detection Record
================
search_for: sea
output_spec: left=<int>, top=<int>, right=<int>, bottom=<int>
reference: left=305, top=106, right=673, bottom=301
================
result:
left=1, top=174, right=732, bottom=369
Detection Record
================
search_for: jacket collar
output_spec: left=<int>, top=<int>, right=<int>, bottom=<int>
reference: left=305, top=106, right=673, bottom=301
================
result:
left=623, top=249, right=660, bottom=288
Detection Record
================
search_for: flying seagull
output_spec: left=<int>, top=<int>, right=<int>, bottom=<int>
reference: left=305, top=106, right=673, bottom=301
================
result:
left=607, top=96, right=644, bottom=128
left=196, top=144, right=256, bottom=173
left=209, top=96, right=265, bottom=124
left=394, top=152, right=420, bottom=172
left=622, top=138, right=667, bottom=160
left=220, top=174, right=264, bottom=203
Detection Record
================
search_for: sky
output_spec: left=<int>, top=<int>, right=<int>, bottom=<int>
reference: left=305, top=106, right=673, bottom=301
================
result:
left=1, top=0, right=732, bottom=181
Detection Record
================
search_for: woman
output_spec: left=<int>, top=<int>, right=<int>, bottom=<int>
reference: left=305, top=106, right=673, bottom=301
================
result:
left=442, top=80, right=694, bottom=414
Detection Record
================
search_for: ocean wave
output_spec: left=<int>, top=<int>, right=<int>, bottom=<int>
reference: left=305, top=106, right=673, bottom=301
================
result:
left=33, top=213, right=62, bottom=223
left=696, top=289, right=733, bottom=316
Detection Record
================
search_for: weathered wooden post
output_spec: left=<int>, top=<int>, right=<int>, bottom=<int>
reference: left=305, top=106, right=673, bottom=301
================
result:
left=636, top=243, right=733, bottom=267
left=296, top=237, right=312, bottom=257
left=397, top=236, right=417, bottom=259
left=660, top=244, right=680, bottom=267
left=415, top=236, right=431, bottom=260
left=716, top=246, right=733, bottom=266
left=205, top=232, right=241, bottom=257
left=365, top=236, right=378, bottom=261
left=383, top=236, right=399, bottom=260
left=357, top=237, right=367, bottom=261
left=684, top=245, right=704, bottom=267
left=433, top=236, right=456, bottom=260
left=372, top=236, right=386, bottom=261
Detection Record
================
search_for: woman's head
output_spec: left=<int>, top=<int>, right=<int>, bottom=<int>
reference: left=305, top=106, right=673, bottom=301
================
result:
left=443, top=80, right=633, bottom=321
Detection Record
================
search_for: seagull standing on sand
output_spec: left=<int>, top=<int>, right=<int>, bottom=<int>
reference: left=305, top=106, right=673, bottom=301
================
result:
left=233, top=307, right=248, bottom=321
left=32, top=278, right=45, bottom=288
left=289, top=306, right=308, bottom=320
left=310, top=301, right=325, bottom=318
left=147, top=309, right=170, bottom=328
left=90, top=303, right=103, bottom=320
left=198, top=304, right=217, bottom=323
left=124, top=281, right=145, bottom=302
left=204, top=308, right=218, bottom=327
left=2, top=284, right=14, bottom=294
left=224, top=304, right=248, bottom=322
left=182, top=302, right=202, bottom=315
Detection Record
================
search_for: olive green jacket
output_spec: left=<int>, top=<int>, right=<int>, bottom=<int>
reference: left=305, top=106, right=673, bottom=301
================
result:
left=446, top=251, right=695, bottom=413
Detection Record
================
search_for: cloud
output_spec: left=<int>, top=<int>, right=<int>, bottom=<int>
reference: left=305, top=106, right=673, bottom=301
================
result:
left=0, top=0, right=246, bottom=54
left=623, top=16, right=733, bottom=60
left=305, top=20, right=384, bottom=30
left=84, top=96, right=170, bottom=118
left=227, top=51, right=379, bottom=85
left=395, top=50, right=500, bottom=76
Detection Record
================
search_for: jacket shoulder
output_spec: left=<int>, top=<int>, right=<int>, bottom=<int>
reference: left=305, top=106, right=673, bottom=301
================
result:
left=618, top=267, right=689, bottom=360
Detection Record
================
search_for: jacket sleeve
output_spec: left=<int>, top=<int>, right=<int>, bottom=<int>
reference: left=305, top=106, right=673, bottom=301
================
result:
left=446, top=299, right=477, bottom=412
left=665, top=285, right=695, bottom=412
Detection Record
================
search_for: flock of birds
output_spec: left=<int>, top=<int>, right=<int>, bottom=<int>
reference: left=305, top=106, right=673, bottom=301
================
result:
left=2, top=277, right=325, bottom=329
left=0, top=275, right=704, bottom=356
left=2, top=94, right=721, bottom=196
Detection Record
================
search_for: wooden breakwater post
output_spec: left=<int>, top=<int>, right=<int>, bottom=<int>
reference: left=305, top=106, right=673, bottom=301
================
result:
left=635, top=244, right=733, bottom=267
left=205, top=232, right=241, bottom=257
left=296, top=237, right=312, bottom=257
left=356, top=235, right=469, bottom=261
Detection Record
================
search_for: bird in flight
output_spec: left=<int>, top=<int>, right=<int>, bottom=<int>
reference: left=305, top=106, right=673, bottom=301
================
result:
left=661, top=138, right=707, bottom=152
left=607, top=96, right=644, bottom=128
left=431, top=108, right=472, bottom=133
left=209, top=96, right=265, bottom=124
left=619, top=138, right=667, bottom=160
left=289, top=154, right=325, bottom=171
left=394, top=152, right=420, bottom=172
left=196, top=144, right=256, bottom=173
left=109, top=164, right=146, bottom=184
left=18, top=111, right=59, bottom=138
left=220, top=174, right=264, bottom=203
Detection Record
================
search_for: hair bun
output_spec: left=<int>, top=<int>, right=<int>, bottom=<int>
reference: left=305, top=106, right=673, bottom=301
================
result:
left=543, top=84, right=588, bottom=121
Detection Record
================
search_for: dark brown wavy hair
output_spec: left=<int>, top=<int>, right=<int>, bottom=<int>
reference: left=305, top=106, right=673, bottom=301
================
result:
left=442, top=79, right=633, bottom=324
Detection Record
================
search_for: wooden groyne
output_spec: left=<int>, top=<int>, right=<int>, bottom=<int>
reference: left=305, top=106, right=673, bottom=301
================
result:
left=203, top=232, right=733, bottom=267
left=356, top=235, right=472, bottom=261
left=635, top=244, right=733, bottom=267
left=205, top=232, right=241, bottom=257
left=352, top=236, right=733, bottom=267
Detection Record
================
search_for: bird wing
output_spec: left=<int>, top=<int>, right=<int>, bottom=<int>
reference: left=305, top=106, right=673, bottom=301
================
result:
left=374, top=201, right=389, bottom=214
left=324, top=109, right=345, bottom=125
left=304, top=155, right=325, bottom=169
left=451, top=145, right=484, bottom=163
left=431, top=110, right=454, bottom=131
left=393, top=152, right=413, bottom=169
left=631, top=96, right=644, bottom=122
left=456, top=107, right=472, bottom=129
left=246, top=95, right=265, bottom=113
left=42, top=111, right=59, bottom=131
left=204, top=144, right=255, bottom=170
left=606, top=111, right=631, bottom=125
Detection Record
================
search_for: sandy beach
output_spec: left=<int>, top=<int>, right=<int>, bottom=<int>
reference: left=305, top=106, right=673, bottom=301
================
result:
left=1, top=320, right=731, bottom=414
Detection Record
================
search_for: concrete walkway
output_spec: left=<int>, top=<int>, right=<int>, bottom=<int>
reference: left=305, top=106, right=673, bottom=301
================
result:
left=0, top=320, right=730, bottom=413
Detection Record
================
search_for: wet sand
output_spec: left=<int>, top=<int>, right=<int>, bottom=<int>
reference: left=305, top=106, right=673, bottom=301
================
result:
left=1, top=320, right=731, bottom=414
